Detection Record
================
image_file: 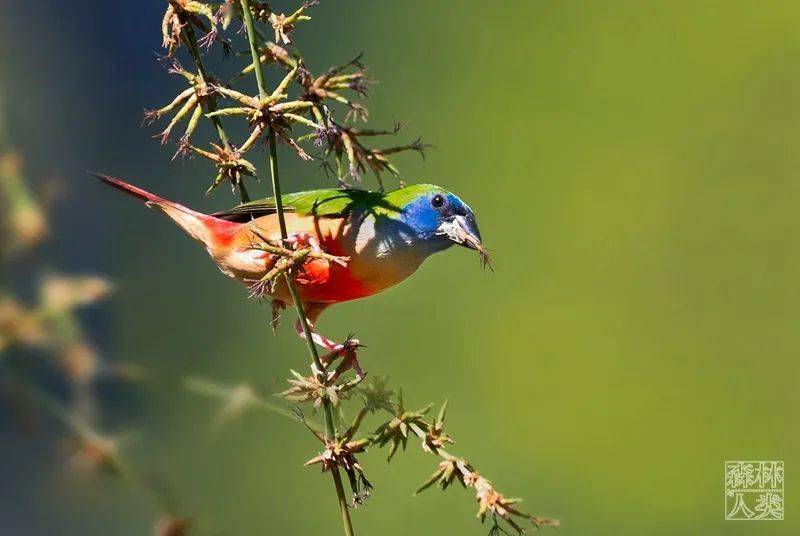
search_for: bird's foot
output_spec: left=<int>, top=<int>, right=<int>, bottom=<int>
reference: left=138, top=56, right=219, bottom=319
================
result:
left=293, top=319, right=366, bottom=382
left=285, top=232, right=319, bottom=252
left=294, top=318, right=343, bottom=350
left=321, top=336, right=361, bottom=359
left=321, top=336, right=366, bottom=384
left=285, top=233, right=349, bottom=267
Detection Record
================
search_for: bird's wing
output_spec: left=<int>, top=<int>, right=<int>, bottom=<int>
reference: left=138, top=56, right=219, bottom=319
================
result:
left=212, top=188, right=384, bottom=222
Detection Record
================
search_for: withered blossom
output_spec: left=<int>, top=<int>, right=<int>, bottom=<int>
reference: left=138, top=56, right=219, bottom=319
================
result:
left=280, top=357, right=363, bottom=408
left=314, top=121, right=429, bottom=189
left=422, top=400, right=454, bottom=454
left=415, top=457, right=472, bottom=494
left=281, top=369, right=344, bottom=408
left=143, top=60, right=219, bottom=157
left=295, top=54, right=373, bottom=116
left=415, top=456, right=559, bottom=534
left=191, top=142, right=258, bottom=195
left=161, top=0, right=219, bottom=55
left=304, top=406, right=373, bottom=505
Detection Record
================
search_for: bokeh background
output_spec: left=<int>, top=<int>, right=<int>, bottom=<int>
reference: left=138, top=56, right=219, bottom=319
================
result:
left=1, top=0, right=799, bottom=534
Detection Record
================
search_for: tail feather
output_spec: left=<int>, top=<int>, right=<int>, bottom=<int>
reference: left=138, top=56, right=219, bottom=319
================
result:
left=92, top=172, right=238, bottom=249
left=91, top=173, right=167, bottom=205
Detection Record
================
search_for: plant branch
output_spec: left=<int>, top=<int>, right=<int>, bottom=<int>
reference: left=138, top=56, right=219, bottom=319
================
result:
left=239, top=2, right=355, bottom=534
left=365, top=397, right=559, bottom=532
left=182, top=24, right=250, bottom=203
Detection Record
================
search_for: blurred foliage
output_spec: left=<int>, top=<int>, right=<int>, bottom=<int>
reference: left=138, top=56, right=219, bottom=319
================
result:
left=0, top=0, right=799, bottom=535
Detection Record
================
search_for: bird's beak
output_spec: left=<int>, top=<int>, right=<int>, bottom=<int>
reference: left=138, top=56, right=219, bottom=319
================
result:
left=436, top=215, right=493, bottom=269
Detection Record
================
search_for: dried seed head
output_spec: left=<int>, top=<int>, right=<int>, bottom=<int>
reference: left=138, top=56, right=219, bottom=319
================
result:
left=415, top=458, right=471, bottom=494
left=305, top=435, right=371, bottom=505
left=189, top=143, right=258, bottom=195
left=344, top=102, right=369, bottom=123
left=422, top=401, right=454, bottom=453
left=279, top=366, right=359, bottom=408
left=305, top=438, right=367, bottom=470
left=313, top=122, right=429, bottom=189
left=372, top=393, right=433, bottom=461
left=267, top=2, right=314, bottom=44
left=161, top=0, right=219, bottom=56
left=281, top=370, right=336, bottom=408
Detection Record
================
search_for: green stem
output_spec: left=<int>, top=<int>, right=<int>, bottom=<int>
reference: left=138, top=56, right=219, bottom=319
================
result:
left=183, top=25, right=229, bottom=148
left=182, top=24, right=250, bottom=203
left=239, top=4, right=269, bottom=101
left=266, top=128, right=289, bottom=240
left=331, top=468, right=356, bottom=536
left=239, top=2, right=355, bottom=534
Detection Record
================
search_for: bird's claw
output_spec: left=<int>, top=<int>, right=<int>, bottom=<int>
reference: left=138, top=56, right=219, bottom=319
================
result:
left=320, top=336, right=361, bottom=366
left=320, top=335, right=366, bottom=383
left=333, top=337, right=362, bottom=353
left=294, top=319, right=366, bottom=382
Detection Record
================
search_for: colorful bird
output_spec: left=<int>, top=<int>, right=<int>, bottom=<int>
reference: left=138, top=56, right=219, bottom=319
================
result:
left=93, top=174, right=488, bottom=372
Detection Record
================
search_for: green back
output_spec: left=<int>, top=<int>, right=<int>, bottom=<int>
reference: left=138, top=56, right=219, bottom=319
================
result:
left=213, top=184, right=444, bottom=222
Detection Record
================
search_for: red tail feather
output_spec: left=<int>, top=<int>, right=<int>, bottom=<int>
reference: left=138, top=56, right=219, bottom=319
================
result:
left=91, top=173, right=167, bottom=205
left=92, top=172, right=239, bottom=248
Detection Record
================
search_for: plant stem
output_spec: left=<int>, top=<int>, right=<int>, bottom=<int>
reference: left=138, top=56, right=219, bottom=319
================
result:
left=331, top=468, right=355, bottom=536
left=266, top=128, right=289, bottom=240
left=239, top=2, right=355, bottom=534
left=183, top=25, right=229, bottom=148
left=182, top=24, right=250, bottom=203
left=240, top=9, right=268, bottom=101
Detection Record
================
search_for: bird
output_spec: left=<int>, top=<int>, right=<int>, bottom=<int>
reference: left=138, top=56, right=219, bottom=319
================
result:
left=93, top=173, right=489, bottom=373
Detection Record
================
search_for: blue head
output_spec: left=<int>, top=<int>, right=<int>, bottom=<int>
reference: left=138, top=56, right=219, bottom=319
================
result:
left=387, top=184, right=487, bottom=262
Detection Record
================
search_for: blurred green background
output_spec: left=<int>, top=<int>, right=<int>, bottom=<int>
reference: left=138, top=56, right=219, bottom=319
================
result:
left=1, top=0, right=798, bottom=534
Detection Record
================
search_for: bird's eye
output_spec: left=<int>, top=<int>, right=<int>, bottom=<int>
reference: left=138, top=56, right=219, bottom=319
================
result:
left=431, top=194, right=445, bottom=209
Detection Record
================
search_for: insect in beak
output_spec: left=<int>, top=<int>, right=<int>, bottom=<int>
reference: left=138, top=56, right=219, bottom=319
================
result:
left=436, top=216, right=494, bottom=270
